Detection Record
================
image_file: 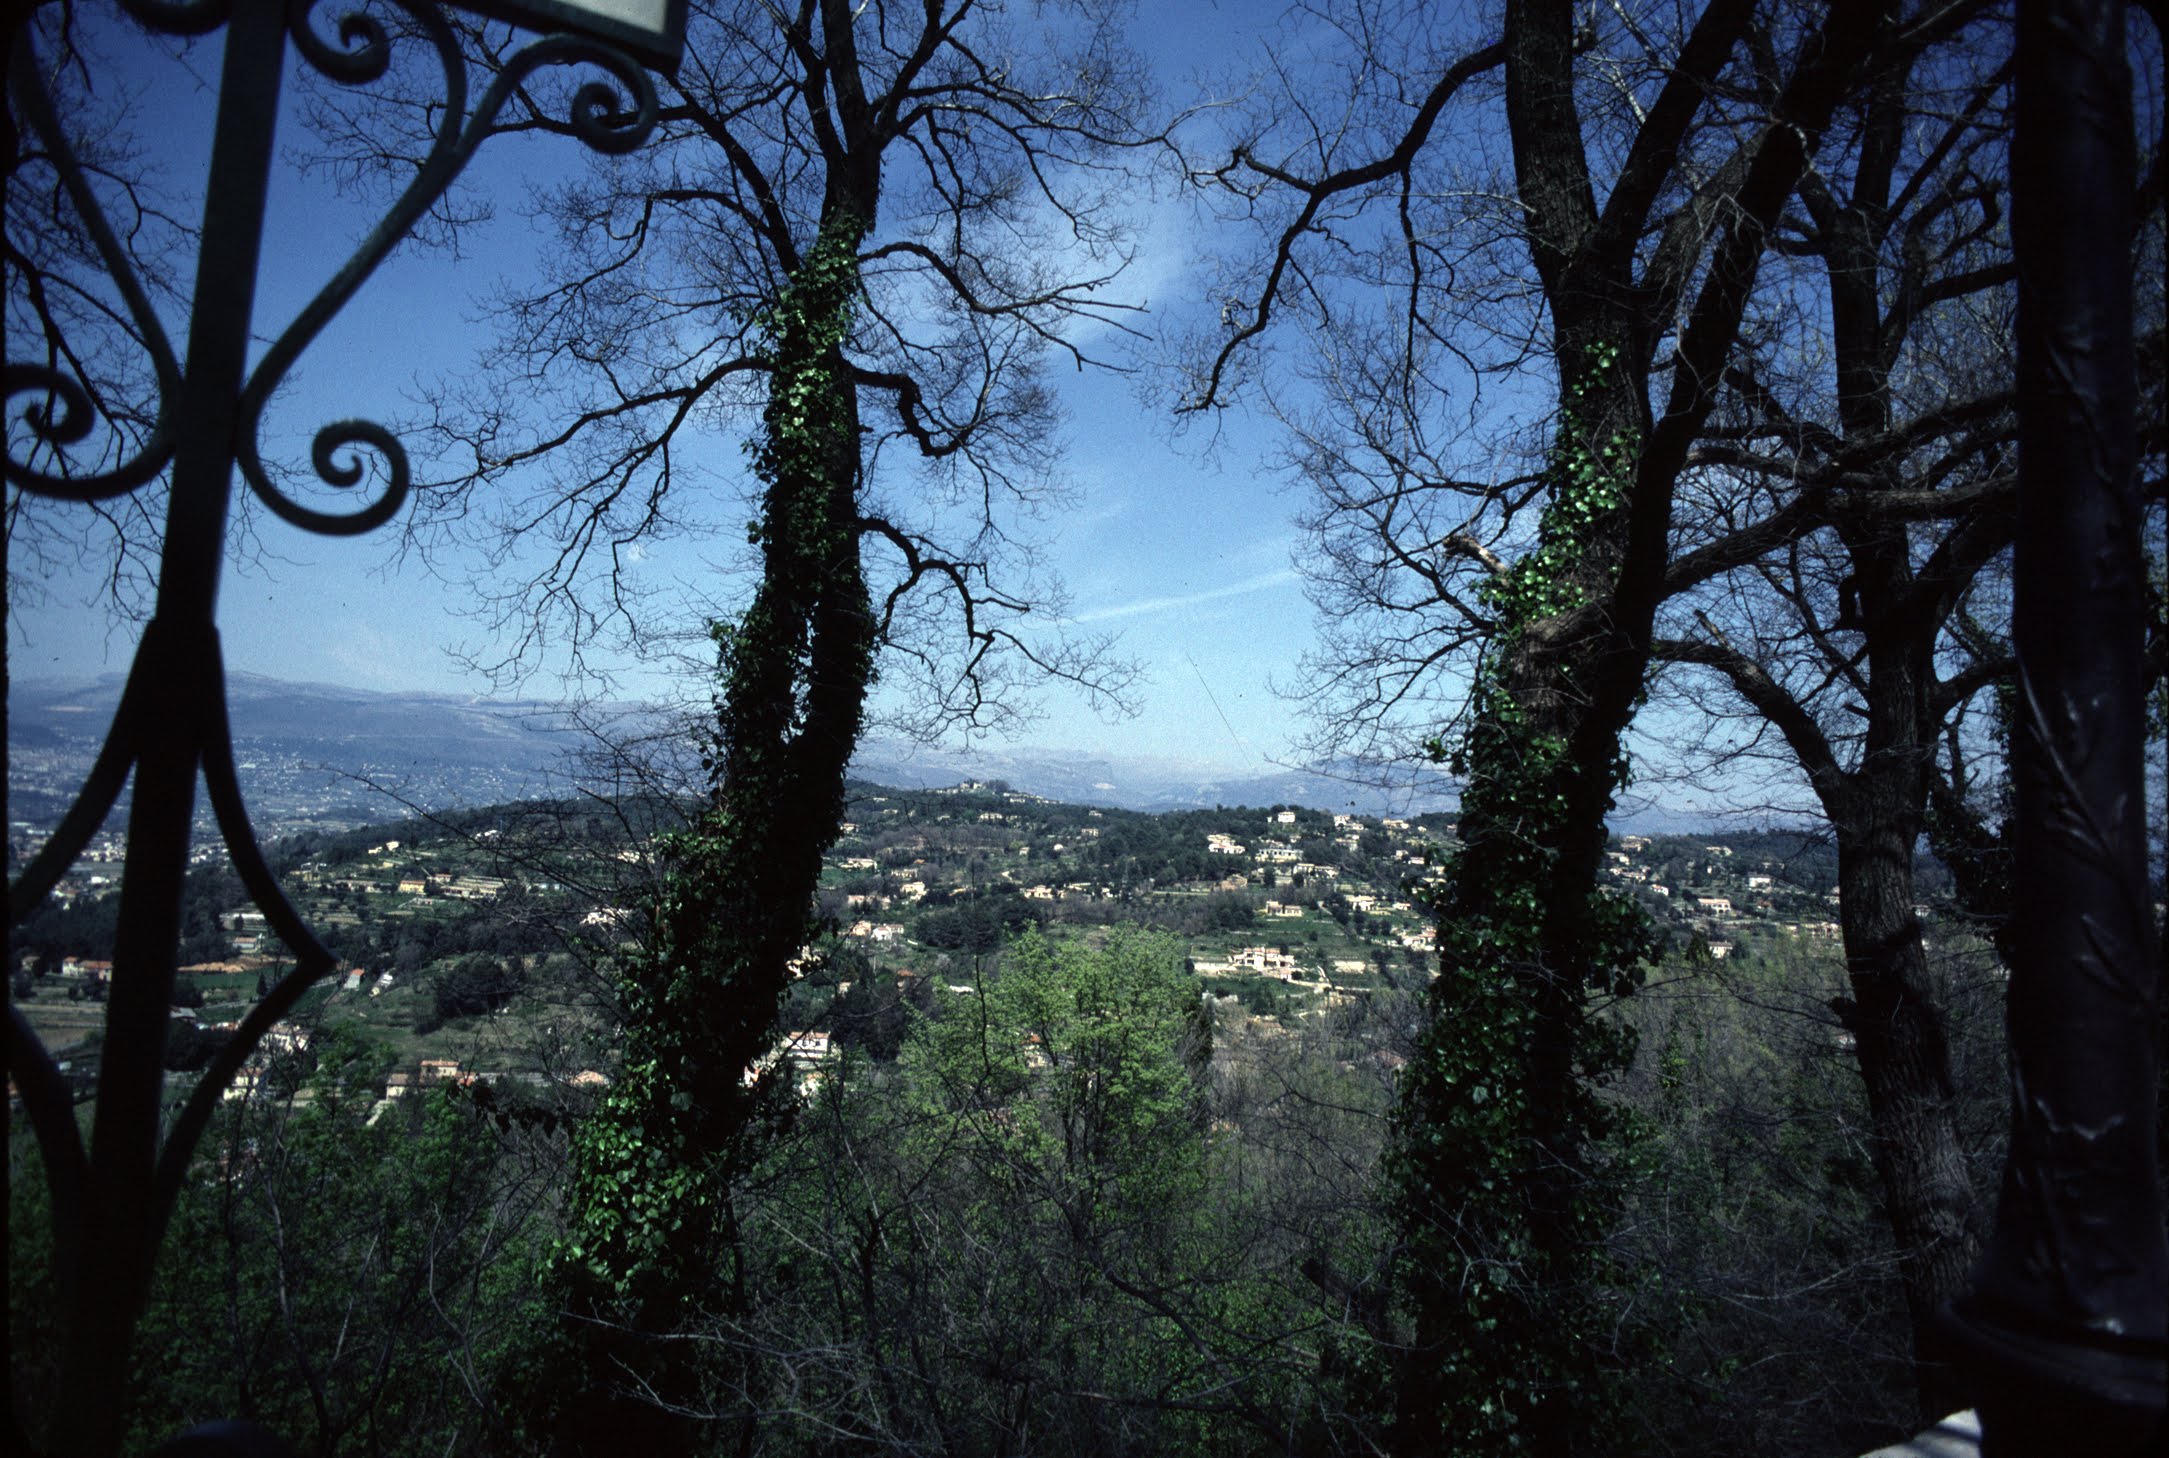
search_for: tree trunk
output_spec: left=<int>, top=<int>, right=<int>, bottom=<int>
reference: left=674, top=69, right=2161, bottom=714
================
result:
left=1392, top=5, right=1880, bottom=1449
left=1830, top=778, right=1980, bottom=1419
left=551, top=216, right=876, bottom=1452
left=1812, top=42, right=1990, bottom=1411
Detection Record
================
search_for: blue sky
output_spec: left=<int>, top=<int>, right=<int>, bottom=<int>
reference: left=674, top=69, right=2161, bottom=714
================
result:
left=9, top=1, right=1346, bottom=776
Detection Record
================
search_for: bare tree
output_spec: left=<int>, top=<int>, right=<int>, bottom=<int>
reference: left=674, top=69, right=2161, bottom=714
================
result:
left=292, top=3, right=1170, bottom=1444
left=1181, top=0, right=1936, bottom=1444
left=308, top=0, right=1154, bottom=722
left=1641, top=19, right=2046, bottom=1410
left=1229, top=0, right=2162, bottom=1424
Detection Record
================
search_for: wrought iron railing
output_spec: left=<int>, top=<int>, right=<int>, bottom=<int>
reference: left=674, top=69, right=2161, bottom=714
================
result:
left=3, top=2, right=669, bottom=1452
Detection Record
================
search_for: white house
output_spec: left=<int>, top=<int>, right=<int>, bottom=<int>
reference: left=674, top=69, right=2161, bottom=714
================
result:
left=1229, top=946, right=1302, bottom=978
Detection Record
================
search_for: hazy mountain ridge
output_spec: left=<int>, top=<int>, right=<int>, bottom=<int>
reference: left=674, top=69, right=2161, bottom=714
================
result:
left=10, top=672, right=1463, bottom=817
left=12, top=671, right=586, bottom=769
left=849, top=739, right=1457, bottom=816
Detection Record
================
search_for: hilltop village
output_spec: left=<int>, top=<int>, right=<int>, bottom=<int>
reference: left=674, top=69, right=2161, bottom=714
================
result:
left=8, top=780, right=1947, bottom=1104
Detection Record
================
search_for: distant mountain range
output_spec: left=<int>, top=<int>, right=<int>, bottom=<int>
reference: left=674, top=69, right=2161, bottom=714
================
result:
left=10, top=669, right=588, bottom=772
left=849, top=739, right=1458, bottom=816
left=7, top=671, right=1461, bottom=819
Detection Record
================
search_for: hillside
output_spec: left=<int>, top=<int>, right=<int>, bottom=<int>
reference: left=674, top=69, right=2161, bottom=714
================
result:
left=10, top=774, right=1969, bottom=1091
left=8, top=778, right=1997, bottom=1458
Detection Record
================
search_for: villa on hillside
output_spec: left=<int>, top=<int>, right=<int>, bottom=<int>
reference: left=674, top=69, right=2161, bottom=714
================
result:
left=1228, top=946, right=1303, bottom=979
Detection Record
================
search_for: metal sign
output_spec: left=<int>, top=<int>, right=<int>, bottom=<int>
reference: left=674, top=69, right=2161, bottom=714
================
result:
left=459, top=0, right=686, bottom=72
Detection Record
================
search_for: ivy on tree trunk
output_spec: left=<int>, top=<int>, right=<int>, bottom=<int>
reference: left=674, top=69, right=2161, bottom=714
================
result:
left=549, top=215, right=875, bottom=1441
left=1384, top=7, right=1884, bottom=1449
left=1387, top=343, right=1658, bottom=1458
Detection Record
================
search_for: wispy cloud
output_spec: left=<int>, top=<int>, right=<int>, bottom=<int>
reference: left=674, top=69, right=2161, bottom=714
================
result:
left=1070, top=568, right=1299, bottom=625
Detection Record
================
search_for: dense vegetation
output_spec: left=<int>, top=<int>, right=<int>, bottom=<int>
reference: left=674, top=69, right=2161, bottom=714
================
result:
left=9, top=786, right=2015, bottom=1455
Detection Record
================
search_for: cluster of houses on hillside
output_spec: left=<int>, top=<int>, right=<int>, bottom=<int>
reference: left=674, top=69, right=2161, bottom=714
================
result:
left=1592, top=837, right=1911, bottom=955
left=308, top=871, right=508, bottom=901
left=1199, top=814, right=1425, bottom=884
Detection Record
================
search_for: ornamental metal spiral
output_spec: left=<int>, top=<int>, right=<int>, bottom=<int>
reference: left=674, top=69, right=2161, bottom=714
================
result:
left=227, top=0, right=660, bottom=534
left=2, top=2, right=663, bottom=1034
left=2, top=8, right=664, bottom=1448
left=2, top=39, right=185, bottom=502
left=5, top=0, right=660, bottom=936
left=6, top=0, right=660, bottom=532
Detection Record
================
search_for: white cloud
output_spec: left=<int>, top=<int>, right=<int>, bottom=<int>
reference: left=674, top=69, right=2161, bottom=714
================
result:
left=1070, top=568, right=1299, bottom=624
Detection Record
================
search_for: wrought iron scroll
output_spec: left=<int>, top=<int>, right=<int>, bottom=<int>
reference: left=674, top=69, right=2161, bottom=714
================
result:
left=2, top=2, right=659, bottom=1452
left=231, top=0, right=659, bottom=536
left=2, top=41, right=185, bottom=502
